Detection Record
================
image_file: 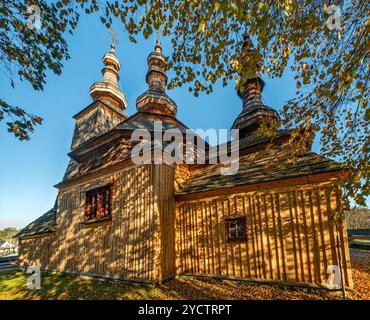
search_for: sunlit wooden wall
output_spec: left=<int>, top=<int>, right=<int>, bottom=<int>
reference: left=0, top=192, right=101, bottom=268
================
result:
left=175, top=184, right=353, bottom=288
left=19, top=164, right=176, bottom=282
left=19, top=233, right=56, bottom=268
left=19, top=163, right=353, bottom=288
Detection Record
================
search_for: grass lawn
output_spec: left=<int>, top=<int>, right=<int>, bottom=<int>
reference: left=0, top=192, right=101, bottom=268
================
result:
left=0, top=249, right=368, bottom=300
left=0, top=270, right=174, bottom=300
left=0, top=270, right=338, bottom=300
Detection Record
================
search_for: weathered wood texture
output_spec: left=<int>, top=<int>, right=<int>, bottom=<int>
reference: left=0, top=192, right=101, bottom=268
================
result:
left=19, top=162, right=353, bottom=288
left=153, top=164, right=176, bottom=279
left=19, top=164, right=174, bottom=282
left=175, top=184, right=353, bottom=288
left=19, top=233, right=56, bottom=267
left=71, top=101, right=125, bottom=150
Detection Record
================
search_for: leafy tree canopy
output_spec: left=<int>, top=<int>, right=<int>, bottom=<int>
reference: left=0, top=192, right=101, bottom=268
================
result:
left=0, top=227, right=19, bottom=242
left=1, top=1, right=369, bottom=208
left=346, top=207, right=370, bottom=229
left=0, top=0, right=70, bottom=140
left=57, top=0, right=370, bottom=207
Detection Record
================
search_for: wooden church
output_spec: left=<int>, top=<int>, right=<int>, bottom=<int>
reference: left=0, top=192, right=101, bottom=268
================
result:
left=17, top=39, right=353, bottom=289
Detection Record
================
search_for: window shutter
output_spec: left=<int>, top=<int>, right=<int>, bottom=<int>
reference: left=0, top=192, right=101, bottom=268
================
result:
left=84, top=185, right=112, bottom=222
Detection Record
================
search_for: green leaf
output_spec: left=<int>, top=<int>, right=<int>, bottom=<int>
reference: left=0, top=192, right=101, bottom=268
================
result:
left=129, top=35, right=137, bottom=43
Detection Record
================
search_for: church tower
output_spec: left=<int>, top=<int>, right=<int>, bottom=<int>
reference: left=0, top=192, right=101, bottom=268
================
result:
left=70, top=43, right=128, bottom=149
left=89, top=43, right=128, bottom=111
left=232, top=40, right=280, bottom=139
left=136, top=38, right=177, bottom=117
left=232, top=77, right=280, bottom=139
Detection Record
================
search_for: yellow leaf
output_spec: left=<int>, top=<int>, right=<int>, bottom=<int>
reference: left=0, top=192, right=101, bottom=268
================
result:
left=199, top=20, right=206, bottom=33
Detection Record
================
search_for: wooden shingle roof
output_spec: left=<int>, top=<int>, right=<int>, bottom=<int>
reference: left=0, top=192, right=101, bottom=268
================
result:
left=16, top=204, right=57, bottom=238
left=116, top=113, right=187, bottom=132
left=175, top=153, right=346, bottom=196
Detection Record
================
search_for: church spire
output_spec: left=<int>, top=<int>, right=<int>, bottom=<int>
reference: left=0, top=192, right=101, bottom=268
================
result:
left=155, top=34, right=162, bottom=53
left=102, top=42, right=119, bottom=85
left=89, top=41, right=128, bottom=112
left=231, top=36, right=280, bottom=138
left=145, top=33, right=168, bottom=93
left=136, top=35, right=177, bottom=116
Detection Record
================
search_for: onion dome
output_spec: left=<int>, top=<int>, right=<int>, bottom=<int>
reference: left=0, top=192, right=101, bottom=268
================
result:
left=136, top=38, right=177, bottom=117
left=89, top=43, right=128, bottom=112
left=232, top=77, right=280, bottom=138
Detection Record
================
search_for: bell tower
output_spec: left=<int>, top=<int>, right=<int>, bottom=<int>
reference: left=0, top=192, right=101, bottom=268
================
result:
left=70, top=42, right=128, bottom=150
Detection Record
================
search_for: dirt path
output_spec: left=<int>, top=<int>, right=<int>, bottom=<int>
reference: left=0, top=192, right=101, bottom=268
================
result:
left=348, top=248, right=370, bottom=300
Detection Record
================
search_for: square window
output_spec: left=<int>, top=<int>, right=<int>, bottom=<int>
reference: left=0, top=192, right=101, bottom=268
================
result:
left=225, top=217, right=246, bottom=241
left=84, top=185, right=112, bottom=222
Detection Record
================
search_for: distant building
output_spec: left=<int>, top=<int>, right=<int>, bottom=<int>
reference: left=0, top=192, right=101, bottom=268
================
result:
left=0, top=241, right=18, bottom=256
left=17, top=39, right=353, bottom=289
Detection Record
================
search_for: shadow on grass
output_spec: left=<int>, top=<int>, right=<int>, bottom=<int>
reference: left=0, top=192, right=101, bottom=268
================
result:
left=0, top=270, right=171, bottom=300
left=0, top=270, right=344, bottom=300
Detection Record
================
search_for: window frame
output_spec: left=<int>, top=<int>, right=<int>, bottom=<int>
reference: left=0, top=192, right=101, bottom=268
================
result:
left=84, top=184, right=112, bottom=223
left=225, top=217, right=246, bottom=242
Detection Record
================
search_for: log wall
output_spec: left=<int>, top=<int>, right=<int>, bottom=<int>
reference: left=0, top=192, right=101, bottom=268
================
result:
left=19, top=162, right=353, bottom=288
left=19, top=164, right=171, bottom=282
left=175, top=184, right=353, bottom=288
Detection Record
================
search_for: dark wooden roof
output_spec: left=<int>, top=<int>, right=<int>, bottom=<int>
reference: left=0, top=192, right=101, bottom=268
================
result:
left=116, top=113, right=187, bottom=132
left=175, top=153, right=346, bottom=196
left=59, top=141, right=172, bottom=185
left=213, top=129, right=292, bottom=159
left=16, top=204, right=57, bottom=238
left=238, top=129, right=291, bottom=150
left=61, top=112, right=199, bottom=184
left=72, top=98, right=126, bottom=120
left=68, top=111, right=188, bottom=161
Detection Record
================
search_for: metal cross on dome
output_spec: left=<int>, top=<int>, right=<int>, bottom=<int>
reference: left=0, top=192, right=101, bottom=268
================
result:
left=154, top=27, right=163, bottom=46
left=106, top=27, right=119, bottom=49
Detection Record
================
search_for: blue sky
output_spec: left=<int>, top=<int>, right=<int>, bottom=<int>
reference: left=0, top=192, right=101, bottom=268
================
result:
left=0, top=13, right=320, bottom=229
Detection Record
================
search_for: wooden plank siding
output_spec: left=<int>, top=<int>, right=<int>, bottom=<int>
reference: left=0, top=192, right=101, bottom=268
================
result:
left=175, top=185, right=353, bottom=289
left=18, top=164, right=176, bottom=282
left=18, top=161, right=353, bottom=289
left=153, top=164, right=177, bottom=280
left=19, top=233, right=57, bottom=268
